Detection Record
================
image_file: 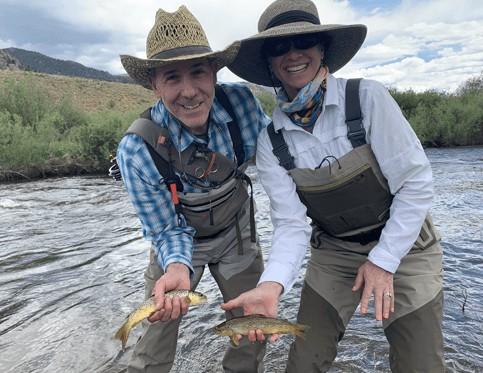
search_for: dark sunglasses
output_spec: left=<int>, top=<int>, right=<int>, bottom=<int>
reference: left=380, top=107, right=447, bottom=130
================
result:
left=263, top=35, right=321, bottom=57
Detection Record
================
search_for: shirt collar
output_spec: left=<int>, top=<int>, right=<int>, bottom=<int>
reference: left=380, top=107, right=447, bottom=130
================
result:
left=151, top=97, right=231, bottom=152
left=324, top=74, right=339, bottom=108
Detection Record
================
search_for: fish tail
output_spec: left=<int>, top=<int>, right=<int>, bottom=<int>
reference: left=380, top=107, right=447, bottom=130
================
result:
left=293, top=323, right=310, bottom=339
left=114, top=321, right=131, bottom=350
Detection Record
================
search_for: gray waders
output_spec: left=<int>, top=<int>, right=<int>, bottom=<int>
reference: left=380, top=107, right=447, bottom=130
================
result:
left=128, top=201, right=266, bottom=373
left=267, top=79, right=444, bottom=372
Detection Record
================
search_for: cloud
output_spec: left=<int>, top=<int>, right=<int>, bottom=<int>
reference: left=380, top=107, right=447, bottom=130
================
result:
left=340, top=0, right=483, bottom=91
left=0, top=2, right=109, bottom=46
left=0, top=0, right=482, bottom=92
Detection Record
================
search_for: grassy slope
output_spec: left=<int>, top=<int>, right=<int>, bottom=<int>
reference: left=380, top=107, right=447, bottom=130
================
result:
left=0, top=69, right=156, bottom=113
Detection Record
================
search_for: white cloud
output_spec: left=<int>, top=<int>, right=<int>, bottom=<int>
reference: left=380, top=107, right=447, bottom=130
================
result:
left=0, top=38, right=14, bottom=49
left=1, top=0, right=482, bottom=92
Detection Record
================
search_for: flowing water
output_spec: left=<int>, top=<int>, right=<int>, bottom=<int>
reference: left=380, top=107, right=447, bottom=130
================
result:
left=1, top=147, right=482, bottom=373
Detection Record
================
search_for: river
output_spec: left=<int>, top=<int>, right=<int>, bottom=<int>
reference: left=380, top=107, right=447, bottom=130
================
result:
left=0, top=147, right=482, bottom=373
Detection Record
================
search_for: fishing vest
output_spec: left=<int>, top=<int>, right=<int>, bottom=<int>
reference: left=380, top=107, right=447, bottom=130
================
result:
left=268, top=79, right=437, bottom=246
left=125, top=85, right=256, bottom=246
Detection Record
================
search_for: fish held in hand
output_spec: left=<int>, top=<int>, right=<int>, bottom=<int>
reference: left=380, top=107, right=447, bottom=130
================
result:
left=213, top=314, right=309, bottom=346
left=114, top=290, right=207, bottom=349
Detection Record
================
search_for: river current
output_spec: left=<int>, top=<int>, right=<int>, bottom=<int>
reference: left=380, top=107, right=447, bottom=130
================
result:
left=0, top=147, right=482, bottom=372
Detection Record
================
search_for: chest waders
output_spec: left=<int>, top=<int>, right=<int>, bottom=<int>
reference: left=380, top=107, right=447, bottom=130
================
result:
left=125, top=85, right=256, bottom=255
left=269, top=79, right=442, bottom=327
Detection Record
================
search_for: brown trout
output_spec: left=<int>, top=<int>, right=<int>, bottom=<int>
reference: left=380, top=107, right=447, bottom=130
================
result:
left=114, top=290, right=207, bottom=349
left=213, top=314, right=309, bottom=346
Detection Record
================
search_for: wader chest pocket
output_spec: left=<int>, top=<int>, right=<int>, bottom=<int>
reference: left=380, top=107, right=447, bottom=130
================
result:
left=296, top=165, right=392, bottom=237
left=180, top=178, right=249, bottom=238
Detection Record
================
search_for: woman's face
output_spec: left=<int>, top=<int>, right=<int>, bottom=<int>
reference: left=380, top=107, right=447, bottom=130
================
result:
left=266, top=35, right=323, bottom=99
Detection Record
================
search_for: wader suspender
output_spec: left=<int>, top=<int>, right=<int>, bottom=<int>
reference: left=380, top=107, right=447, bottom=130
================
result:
left=345, top=78, right=366, bottom=148
left=215, top=85, right=256, bottom=247
left=268, top=78, right=365, bottom=171
left=146, top=141, right=184, bottom=223
left=214, top=85, right=245, bottom=167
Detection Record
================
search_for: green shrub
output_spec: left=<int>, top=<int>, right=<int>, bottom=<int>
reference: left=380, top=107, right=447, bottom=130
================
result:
left=0, top=110, right=57, bottom=166
left=54, top=96, right=88, bottom=133
left=75, top=111, right=134, bottom=167
left=0, top=77, right=51, bottom=130
left=256, top=91, right=276, bottom=117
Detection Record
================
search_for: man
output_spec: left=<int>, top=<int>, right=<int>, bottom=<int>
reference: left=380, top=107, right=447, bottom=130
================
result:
left=116, top=5, right=270, bottom=373
left=222, top=0, right=445, bottom=372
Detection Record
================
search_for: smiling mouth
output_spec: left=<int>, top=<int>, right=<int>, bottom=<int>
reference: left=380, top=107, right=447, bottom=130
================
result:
left=286, top=64, right=308, bottom=73
left=181, top=102, right=202, bottom=110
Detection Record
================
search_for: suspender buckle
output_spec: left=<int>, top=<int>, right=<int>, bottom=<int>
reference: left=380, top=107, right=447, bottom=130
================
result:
left=273, top=143, right=295, bottom=170
left=347, top=126, right=366, bottom=144
left=346, top=118, right=363, bottom=127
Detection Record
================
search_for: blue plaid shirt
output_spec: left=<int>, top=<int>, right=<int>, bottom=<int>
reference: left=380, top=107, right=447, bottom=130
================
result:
left=117, top=82, right=271, bottom=272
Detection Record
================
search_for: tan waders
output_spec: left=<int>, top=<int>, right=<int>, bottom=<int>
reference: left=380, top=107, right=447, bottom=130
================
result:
left=285, top=227, right=444, bottom=373
left=127, top=205, right=266, bottom=373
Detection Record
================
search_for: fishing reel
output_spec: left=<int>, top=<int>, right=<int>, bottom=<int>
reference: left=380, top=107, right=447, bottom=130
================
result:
left=108, top=154, right=122, bottom=181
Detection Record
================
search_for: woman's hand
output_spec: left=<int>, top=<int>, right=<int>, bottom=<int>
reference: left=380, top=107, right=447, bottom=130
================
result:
left=221, top=281, right=283, bottom=343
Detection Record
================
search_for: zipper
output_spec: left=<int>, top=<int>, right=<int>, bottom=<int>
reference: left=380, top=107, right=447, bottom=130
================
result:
left=181, top=187, right=237, bottom=212
left=296, top=164, right=371, bottom=193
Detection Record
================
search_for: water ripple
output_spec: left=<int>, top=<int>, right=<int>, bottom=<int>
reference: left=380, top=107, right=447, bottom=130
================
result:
left=0, top=148, right=482, bottom=372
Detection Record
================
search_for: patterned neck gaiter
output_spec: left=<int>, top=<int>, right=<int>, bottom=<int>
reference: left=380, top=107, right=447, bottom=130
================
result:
left=277, top=65, right=328, bottom=128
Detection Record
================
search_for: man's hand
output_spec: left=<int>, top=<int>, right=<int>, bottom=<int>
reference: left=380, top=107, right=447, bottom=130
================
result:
left=352, top=260, right=395, bottom=321
left=149, top=263, right=191, bottom=323
left=221, top=281, right=283, bottom=343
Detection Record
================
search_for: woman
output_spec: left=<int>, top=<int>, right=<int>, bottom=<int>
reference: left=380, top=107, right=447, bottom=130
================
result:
left=222, top=0, right=444, bottom=372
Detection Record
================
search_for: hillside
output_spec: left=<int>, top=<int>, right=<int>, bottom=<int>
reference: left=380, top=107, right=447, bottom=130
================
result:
left=0, top=69, right=155, bottom=113
left=1, top=47, right=131, bottom=83
left=0, top=69, right=274, bottom=114
left=0, top=49, right=23, bottom=70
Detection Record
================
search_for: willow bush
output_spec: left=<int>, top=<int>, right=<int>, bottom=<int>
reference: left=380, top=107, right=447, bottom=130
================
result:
left=0, top=77, right=51, bottom=130
left=74, top=111, right=137, bottom=168
left=0, top=77, right=135, bottom=174
left=391, top=76, right=483, bottom=146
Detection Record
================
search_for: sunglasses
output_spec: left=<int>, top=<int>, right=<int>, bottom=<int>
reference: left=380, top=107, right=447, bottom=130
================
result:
left=263, top=35, right=321, bottom=57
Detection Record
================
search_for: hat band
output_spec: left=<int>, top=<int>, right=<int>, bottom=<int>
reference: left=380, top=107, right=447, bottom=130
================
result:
left=150, top=45, right=213, bottom=60
left=265, top=10, right=320, bottom=30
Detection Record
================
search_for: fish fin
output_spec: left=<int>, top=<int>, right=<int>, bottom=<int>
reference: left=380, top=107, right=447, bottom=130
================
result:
left=114, top=322, right=130, bottom=350
left=230, top=334, right=240, bottom=347
left=185, top=296, right=191, bottom=305
left=294, top=323, right=310, bottom=340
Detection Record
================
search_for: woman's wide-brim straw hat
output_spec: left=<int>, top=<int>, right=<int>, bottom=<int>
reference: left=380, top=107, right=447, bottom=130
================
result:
left=228, top=0, right=367, bottom=87
left=121, top=6, right=240, bottom=89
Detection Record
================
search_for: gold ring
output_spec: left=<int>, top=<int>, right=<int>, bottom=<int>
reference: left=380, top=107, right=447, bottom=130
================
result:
left=384, top=292, right=393, bottom=298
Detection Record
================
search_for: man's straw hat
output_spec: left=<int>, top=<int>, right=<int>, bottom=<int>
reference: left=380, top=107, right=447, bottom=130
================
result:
left=121, top=6, right=240, bottom=89
left=228, top=0, right=367, bottom=87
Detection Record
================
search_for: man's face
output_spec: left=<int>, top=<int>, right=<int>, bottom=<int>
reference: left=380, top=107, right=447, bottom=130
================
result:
left=151, top=59, right=216, bottom=134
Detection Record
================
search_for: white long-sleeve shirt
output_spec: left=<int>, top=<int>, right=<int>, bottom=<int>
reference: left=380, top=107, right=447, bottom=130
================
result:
left=256, top=74, right=434, bottom=294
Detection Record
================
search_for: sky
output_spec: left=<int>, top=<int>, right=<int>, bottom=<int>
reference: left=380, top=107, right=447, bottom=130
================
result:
left=0, top=0, right=482, bottom=92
